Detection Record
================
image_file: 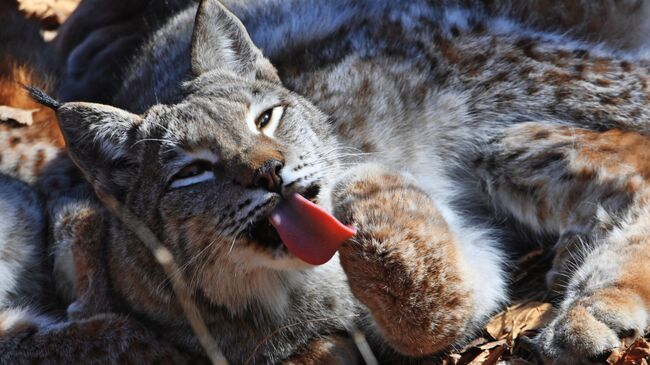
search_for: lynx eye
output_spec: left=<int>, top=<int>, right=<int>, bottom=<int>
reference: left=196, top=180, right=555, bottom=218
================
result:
left=255, top=106, right=284, bottom=136
left=169, top=160, right=215, bottom=189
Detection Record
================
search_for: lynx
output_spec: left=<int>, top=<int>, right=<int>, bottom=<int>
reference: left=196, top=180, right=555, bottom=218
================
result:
left=3, top=0, right=650, bottom=364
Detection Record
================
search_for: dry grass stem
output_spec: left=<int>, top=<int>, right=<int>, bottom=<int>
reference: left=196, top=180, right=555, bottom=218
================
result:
left=98, top=191, right=229, bottom=365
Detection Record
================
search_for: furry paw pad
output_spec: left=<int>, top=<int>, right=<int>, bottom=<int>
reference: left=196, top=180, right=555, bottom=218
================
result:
left=537, top=289, right=648, bottom=364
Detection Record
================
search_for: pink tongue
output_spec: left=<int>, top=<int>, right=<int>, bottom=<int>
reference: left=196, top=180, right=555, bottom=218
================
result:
left=269, top=193, right=356, bottom=265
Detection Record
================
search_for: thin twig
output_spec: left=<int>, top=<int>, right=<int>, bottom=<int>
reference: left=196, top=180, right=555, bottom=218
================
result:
left=349, top=325, right=378, bottom=365
left=98, top=191, right=228, bottom=365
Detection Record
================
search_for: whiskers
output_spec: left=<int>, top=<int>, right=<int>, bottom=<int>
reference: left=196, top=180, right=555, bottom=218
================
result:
left=173, top=197, right=277, bottom=292
left=130, top=138, right=176, bottom=148
left=283, top=144, right=375, bottom=188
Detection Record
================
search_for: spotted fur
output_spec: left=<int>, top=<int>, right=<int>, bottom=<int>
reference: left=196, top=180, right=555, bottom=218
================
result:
left=0, top=8, right=63, bottom=183
left=0, top=6, right=62, bottom=346
left=4, top=0, right=650, bottom=363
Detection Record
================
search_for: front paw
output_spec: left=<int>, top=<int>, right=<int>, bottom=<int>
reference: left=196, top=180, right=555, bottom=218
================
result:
left=330, top=164, right=474, bottom=356
left=330, top=163, right=423, bottom=225
left=537, top=287, right=649, bottom=364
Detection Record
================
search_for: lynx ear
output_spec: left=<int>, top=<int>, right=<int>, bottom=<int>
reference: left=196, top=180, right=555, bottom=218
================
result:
left=56, top=102, right=142, bottom=197
left=190, top=0, right=279, bottom=82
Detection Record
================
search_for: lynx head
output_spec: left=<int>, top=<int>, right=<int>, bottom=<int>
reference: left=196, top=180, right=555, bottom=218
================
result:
left=51, top=0, right=341, bottom=311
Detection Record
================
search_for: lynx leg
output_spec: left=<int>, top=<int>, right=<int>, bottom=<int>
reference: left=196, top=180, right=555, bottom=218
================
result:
left=52, top=201, right=112, bottom=319
left=0, top=175, right=54, bottom=334
left=539, top=225, right=650, bottom=363
left=480, top=122, right=650, bottom=361
left=330, top=164, right=507, bottom=357
left=0, top=313, right=189, bottom=365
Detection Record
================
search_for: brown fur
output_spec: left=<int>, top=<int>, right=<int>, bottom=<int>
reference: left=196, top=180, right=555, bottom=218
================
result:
left=8, top=0, right=650, bottom=363
left=0, top=66, right=63, bottom=147
left=284, top=335, right=360, bottom=364
left=0, top=8, right=64, bottom=183
left=334, top=167, right=473, bottom=356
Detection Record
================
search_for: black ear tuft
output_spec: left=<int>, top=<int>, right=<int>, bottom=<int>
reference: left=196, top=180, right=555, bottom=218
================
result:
left=24, top=86, right=61, bottom=110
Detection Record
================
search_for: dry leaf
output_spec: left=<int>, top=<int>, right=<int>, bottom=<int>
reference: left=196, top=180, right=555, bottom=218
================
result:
left=460, top=337, right=489, bottom=352
left=482, top=346, right=508, bottom=365
left=609, top=349, right=624, bottom=364
left=0, top=105, right=38, bottom=126
left=467, top=349, right=491, bottom=365
left=611, top=339, right=650, bottom=365
left=479, top=339, right=509, bottom=351
left=486, top=301, right=555, bottom=345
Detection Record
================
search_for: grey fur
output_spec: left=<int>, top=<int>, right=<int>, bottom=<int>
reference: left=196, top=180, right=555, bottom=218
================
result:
left=0, top=174, right=53, bottom=331
left=3, top=0, right=650, bottom=363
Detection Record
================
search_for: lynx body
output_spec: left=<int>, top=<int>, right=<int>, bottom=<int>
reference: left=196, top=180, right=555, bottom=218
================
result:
left=2, top=0, right=650, bottom=364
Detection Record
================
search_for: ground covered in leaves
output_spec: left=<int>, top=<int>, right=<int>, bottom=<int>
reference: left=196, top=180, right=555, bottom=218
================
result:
left=4, top=1, right=650, bottom=364
left=441, top=249, right=650, bottom=365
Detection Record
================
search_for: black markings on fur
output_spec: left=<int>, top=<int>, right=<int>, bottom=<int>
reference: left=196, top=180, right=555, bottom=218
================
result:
left=471, top=21, right=486, bottom=34
left=237, top=199, right=275, bottom=226
left=559, top=172, right=574, bottom=182
left=292, top=161, right=314, bottom=172
left=237, top=199, right=252, bottom=210
left=515, top=38, right=542, bottom=61
left=530, top=153, right=565, bottom=170
left=1, top=119, right=28, bottom=129
left=532, top=130, right=551, bottom=140
left=504, top=149, right=526, bottom=162
left=239, top=210, right=256, bottom=224
left=573, top=49, right=590, bottom=59
left=284, top=178, right=302, bottom=188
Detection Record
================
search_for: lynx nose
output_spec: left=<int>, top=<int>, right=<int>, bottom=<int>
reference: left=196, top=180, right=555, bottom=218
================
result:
left=253, top=159, right=284, bottom=193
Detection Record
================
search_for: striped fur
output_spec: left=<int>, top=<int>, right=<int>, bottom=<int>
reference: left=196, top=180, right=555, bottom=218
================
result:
left=3, top=0, right=650, bottom=363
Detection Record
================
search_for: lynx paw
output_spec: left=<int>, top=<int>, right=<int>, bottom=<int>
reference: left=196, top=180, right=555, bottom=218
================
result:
left=538, top=288, right=648, bottom=364
left=331, top=164, right=474, bottom=356
left=331, top=163, right=420, bottom=225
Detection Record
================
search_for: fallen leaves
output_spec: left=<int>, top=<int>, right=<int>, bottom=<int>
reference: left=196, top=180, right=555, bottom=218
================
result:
left=442, top=338, right=513, bottom=365
left=441, top=301, right=553, bottom=365
left=608, top=339, right=650, bottom=365
left=444, top=300, right=650, bottom=364
left=17, top=0, right=79, bottom=27
left=486, top=301, right=555, bottom=346
left=0, top=105, right=38, bottom=126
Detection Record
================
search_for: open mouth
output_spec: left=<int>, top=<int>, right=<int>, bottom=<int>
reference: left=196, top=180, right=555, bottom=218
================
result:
left=246, top=184, right=321, bottom=249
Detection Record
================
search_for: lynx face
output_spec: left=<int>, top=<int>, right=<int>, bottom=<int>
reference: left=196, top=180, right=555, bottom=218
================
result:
left=53, top=0, right=341, bottom=301
left=151, top=76, right=340, bottom=272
